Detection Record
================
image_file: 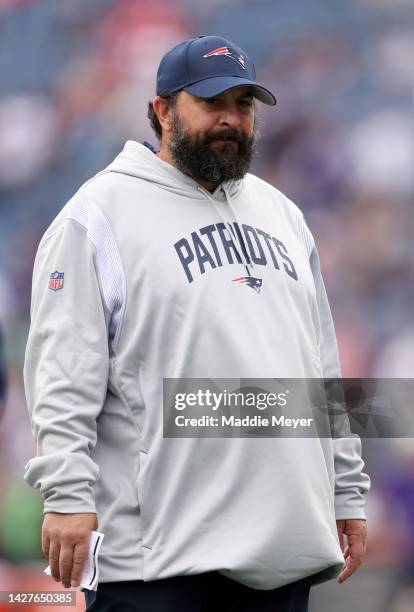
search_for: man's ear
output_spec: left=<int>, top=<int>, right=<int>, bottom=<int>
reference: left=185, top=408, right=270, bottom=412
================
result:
left=153, top=96, right=174, bottom=136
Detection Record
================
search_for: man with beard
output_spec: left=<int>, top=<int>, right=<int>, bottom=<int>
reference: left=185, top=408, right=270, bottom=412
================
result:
left=152, top=88, right=256, bottom=188
left=24, top=36, right=369, bottom=611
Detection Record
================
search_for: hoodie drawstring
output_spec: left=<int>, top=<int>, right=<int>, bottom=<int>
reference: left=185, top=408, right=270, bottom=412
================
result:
left=197, top=185, right=253, bottom=277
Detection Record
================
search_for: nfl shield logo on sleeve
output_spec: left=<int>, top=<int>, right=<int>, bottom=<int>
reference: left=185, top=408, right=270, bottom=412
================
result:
left=49, top=271, right=64, bottom=291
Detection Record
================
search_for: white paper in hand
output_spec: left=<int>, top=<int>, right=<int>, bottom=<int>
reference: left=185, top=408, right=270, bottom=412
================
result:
left=44, top=530, right=104, bottom=591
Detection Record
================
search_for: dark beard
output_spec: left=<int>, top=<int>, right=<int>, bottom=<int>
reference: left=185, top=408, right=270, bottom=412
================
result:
left=169, top=110, right=256, bottom=184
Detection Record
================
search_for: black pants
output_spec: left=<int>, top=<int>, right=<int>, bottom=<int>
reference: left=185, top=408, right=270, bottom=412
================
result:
left=83, top=571, right=311, bottom=611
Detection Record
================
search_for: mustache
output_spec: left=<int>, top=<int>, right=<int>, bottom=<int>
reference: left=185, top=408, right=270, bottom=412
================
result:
left=202, top=129, right=248, bottom=145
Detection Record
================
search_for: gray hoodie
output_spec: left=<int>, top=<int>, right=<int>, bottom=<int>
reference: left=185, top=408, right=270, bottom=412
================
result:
left=24, top=140, right=370, bottom=589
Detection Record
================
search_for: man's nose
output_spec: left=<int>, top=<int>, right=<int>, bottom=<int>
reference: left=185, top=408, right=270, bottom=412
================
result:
left=218, top=106, right=242, bottom=129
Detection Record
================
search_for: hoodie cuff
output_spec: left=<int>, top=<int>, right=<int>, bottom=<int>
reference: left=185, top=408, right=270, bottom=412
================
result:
left=335, top=490, right=367, bottom=520
left=42, top=484, right=97, bottom=515
left=24, top=453, right=98, bottom=514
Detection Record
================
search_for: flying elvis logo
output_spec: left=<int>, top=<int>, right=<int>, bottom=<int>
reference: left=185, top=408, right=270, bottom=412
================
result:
left=203, top=47, right=246, bottom=69
left=232, top=276, right=263, bottom=294
left=49, top=271, right=64, bottom=291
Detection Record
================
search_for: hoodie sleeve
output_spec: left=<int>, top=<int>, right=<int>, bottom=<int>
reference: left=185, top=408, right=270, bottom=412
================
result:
left=23, top=200, right=125, bottom=514
left=309, top=244, right=371, bottom=520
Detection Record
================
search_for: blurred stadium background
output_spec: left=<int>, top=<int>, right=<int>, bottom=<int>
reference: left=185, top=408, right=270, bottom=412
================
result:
left=0, top=0, right=414, bottom=610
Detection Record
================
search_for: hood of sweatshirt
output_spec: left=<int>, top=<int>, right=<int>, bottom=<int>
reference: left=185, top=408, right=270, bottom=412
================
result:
left=99, top=140, right=253, bottom=275
left=102, top=139, right=243, bottom=203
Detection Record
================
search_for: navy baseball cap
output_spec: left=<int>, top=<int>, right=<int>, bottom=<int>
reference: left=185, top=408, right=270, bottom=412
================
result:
left=156, top=35, right=276, bottom=106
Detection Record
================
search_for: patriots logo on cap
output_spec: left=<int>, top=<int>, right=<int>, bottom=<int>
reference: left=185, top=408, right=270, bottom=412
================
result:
left=49, top=270, right=64, bottom=291
left=203, top=47, right=246, bottom=69
left=232, top=276, right=263, bottom=294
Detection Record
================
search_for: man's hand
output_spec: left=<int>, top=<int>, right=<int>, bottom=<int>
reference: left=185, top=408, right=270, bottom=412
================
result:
left=42, top=512, right=98, bottom=588
left=336, top=519, right=367, bottom=583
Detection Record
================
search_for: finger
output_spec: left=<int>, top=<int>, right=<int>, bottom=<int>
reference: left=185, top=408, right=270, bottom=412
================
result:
left=48, top=540, right=61, bottom=582
left=337, top=555, right=362, bottom=583
left=337, top=540, right=364, bottom=583
left=346, top=522, right=367, bottom=546
left=347, top=533, right=365, bottom=560
left=343, top=545, right=350, bottom=560
left=59, top=544, right=75, bottom=589
left=336, top=521, right=346, bottom=551
left=70, top=541, right=89, bottom=588
left=42, top=531, right=50, bottom=560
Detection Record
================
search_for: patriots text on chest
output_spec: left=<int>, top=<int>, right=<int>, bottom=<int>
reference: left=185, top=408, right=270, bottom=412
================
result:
left=174, top=222, right=298, bottom=283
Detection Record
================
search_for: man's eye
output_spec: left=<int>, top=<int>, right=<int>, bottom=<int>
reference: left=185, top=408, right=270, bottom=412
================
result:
left=239, top=99, right=254, bottom=107
left=205, top=98, right=218, bottom=105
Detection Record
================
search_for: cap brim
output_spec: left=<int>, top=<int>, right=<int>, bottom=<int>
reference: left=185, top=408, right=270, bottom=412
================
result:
left=183, top=76, right=276, bottom=106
